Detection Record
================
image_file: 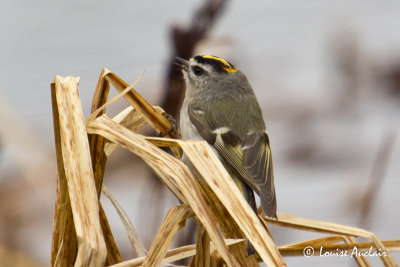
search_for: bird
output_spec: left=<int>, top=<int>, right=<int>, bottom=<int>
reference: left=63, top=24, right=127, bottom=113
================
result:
left=176, top=55, right=277, bottom=221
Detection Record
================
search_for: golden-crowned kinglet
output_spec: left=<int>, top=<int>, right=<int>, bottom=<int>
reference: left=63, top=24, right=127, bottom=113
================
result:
left=176, top=55, right=277, bottom=220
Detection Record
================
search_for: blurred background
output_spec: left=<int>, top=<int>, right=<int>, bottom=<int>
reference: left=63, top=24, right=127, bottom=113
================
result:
left=0, top=0, right=399, bottom=266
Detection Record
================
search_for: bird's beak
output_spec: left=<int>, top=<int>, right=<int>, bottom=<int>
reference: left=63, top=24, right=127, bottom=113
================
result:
left=175, top=57, right=189, bottom=71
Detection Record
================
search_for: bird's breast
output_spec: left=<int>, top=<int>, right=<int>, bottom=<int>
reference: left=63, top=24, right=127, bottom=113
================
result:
left=179, top=101, right=204, bottom=141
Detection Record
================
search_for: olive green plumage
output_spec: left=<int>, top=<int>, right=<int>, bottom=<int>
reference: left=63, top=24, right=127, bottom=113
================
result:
left=177, top=55, right=277, bottom=219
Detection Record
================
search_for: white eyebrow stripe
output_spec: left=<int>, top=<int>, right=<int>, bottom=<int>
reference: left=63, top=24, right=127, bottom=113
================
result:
left=212, top=127, right=231, bottom=135
left=193, top=110, right=204, bottom=114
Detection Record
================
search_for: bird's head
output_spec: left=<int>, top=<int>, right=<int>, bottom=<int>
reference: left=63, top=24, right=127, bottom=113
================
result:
left=175, top=55, right=250, bottom=98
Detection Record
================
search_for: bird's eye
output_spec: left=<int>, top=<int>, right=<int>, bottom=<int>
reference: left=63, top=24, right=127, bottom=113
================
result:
left=192, top=66, right=204, bottom=76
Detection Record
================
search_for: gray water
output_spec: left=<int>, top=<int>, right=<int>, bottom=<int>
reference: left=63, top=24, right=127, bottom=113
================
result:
left=1, top=1, right=399, bottom=266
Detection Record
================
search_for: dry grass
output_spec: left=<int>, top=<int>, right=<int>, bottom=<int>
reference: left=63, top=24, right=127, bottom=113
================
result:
left=50, top=69, right=400, bottom=267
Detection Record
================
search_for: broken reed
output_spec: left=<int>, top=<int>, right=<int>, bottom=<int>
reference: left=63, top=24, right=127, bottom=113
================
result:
left=50, top=70, right=400, bottom=267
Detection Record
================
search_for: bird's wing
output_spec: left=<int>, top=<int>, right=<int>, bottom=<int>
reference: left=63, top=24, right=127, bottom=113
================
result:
left=187, top=101, right=276, bottom=217
left=242, top=132, right=276, bottom=218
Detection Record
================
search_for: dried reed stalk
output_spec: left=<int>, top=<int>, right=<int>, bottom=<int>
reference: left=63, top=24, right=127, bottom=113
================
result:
left=282, top=235, right=349, bottom=249
left=104, top=106, right=146, bottom=156
left=190, top=175, right=259, bottom=266
left=142, top=205, right=193, bottom=267
left=102, top=186, right=147, bottom=257
left=179, top=141, right=286, bottom=267
left=93, top=70, right=279, bottom=265
left=50, top=82, right=77, bottom=267
left=100, top=68, right=181, bottom=158
left=109, top=239, right=244, bottom=267
left=195, top=223, right=211, bottom=267
left=51, top=76, right=106, bottom=267
left=343, top=236, right=371, bottom=267
left=51, top=70, right=399, bottom=267
left=87, top=113, right=287, bottom=266
left=87, top=115, right=241, bottom=266
left=260, top=211, right=398, bottom=266
left=89, top=68, right=122, bottom=265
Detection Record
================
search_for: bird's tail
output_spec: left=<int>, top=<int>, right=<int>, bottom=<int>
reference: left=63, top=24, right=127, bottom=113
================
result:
left=243, top=184, right=258, bottom=256
left=260, top=184, right=277, bottom=219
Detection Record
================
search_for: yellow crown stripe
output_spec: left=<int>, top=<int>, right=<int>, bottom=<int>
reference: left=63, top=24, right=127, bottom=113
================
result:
left=223, top=66, right=238, bottom=73
left=203, top=55, right=238, bottom=72
left=203, top=55, right=231, bottom=66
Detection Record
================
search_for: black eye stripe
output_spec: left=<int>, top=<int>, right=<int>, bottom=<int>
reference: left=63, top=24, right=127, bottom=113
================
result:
left=192, top=66, right=204, bottom=76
